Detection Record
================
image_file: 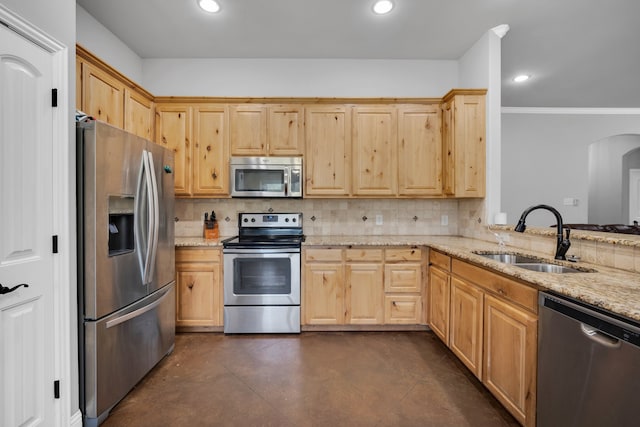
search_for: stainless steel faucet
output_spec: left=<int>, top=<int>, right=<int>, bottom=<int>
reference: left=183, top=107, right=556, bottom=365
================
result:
left=514, top=204, right=571, bottom=260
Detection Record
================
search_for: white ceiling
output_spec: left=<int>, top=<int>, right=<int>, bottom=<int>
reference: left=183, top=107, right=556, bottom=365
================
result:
left=76, top=0, right=640, bottom=108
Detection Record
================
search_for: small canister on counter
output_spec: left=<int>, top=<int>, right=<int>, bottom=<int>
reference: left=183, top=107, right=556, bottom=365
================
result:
left=203, top=210, right=219, bottom=239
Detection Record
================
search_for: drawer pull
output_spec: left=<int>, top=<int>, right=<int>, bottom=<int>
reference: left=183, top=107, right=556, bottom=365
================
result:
left=187, top=282, right=195, bottom=290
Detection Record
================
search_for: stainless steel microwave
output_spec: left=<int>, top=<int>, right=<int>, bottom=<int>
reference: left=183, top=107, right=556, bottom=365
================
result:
left=230, top=157, right=303, bottom=198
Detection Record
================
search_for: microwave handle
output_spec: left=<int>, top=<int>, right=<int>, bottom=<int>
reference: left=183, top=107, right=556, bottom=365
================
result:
left=284, top=169, right=289, bottom=196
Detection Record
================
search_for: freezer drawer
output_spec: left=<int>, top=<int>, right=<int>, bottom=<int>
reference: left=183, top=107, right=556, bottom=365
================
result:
left=82, top=283, right=175, bottom=426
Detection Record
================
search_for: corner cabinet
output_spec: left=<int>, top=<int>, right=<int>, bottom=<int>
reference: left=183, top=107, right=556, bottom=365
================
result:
left=428, top=252, right=538, bottom=427
left=175, top=248, right=223, bottom=330
left=442, top=90, right=486, bottom=197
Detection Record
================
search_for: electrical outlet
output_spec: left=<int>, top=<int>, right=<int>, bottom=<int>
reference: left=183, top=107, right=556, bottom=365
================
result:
left=440, top=215, right=448, bottom=226
left=375, top=214, right=383, bottom=225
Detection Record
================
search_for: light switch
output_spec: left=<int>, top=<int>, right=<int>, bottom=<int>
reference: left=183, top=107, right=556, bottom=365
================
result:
left=375, top=214, right=383, bottom=225
left=441, top=215, right=448, bottom=226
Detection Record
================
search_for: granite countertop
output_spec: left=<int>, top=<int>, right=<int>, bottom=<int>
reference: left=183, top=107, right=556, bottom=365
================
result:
left=175, top=234, right=640, bottom=322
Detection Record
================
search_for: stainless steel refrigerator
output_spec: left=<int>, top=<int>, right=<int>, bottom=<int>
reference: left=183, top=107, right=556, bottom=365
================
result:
left=76, top=120, right=176, bottom=427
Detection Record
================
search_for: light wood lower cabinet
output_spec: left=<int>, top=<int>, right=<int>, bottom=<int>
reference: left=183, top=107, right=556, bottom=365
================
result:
left=428, top=252, right=538, bottom=427
left=303, top=247, right=423, bottom=327
left=175, top=248, right=222, bottom=329
left=484, top=295, right=537, bottom=427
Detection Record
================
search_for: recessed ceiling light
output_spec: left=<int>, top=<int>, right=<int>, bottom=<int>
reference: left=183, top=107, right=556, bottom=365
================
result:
left=513, top=74, right=531, bottom=83
left=198, top=0, right=220, bottom=13
left=373, top=0, right=394, bottom=15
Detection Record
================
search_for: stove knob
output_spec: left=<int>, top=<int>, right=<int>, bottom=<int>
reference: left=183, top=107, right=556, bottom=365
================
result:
left=292, top=217, right=297, bottom=222
left=243, top=218, right=248, bottom=223
left=251, top=218, right=256, bottom=223
left=285, top=218, right=290, bottom=222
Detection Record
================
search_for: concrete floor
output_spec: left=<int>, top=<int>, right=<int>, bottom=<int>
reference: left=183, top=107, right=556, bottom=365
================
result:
left=101, top=331, right=519, bottom=427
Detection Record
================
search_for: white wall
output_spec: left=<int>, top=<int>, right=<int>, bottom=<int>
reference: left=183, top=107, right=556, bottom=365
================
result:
left=502, top=110, right=640, bottom=226
left=458, top=28, right=503, bottom=227
left=142, top=58, right=457, bottom=97
left=76, top=4, right=143, bottom=83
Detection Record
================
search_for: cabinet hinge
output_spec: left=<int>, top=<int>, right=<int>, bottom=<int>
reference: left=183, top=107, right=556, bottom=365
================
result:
left=54, top=380, right=60, bottom=399
left=52, top=235, right=58, bottom=254
left=51, top=88, right=58, bottom=107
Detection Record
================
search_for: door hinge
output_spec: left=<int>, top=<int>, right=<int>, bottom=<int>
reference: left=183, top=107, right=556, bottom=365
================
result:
left=52, top=235, right=58, bottom=254
left=51, top=88, right=58, bottom=107
left=54, top=380, right=60, bottom=399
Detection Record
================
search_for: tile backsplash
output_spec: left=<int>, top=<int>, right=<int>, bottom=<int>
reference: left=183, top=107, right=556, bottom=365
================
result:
left=175, top=198, right=460, bottom=237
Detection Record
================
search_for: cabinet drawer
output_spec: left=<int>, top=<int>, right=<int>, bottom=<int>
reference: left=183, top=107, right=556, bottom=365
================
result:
left=305, top=248, right=343, bottom=262
left=429, top=249, right=451, bottom=271
left=176, top=247, right=221, bottom=263
left=384, top=295, right=422, bottom=324
left=384, top=264, right=421, bottom=293
left=385, top=248, right=422, bottom=262
left=452, top=259, right=538, bottom=313
left=345, top=249, right=383, bottom=262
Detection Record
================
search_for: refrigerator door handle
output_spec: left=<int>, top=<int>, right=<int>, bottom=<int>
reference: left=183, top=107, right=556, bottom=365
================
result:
left=147, top=151, right=160, bottom=284
left=140, top=150, right=155, bottom=285
left=105, top=284, right=172, bottom=329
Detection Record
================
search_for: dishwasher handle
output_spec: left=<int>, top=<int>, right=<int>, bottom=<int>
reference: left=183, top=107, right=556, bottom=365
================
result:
left=580, top=323, right=622, bottom=348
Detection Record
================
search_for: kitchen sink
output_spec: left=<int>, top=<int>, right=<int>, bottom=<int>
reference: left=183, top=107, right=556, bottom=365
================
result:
left=515, top=263, right=582, bottom=274
left=474, top=252, right=540, bottom=264
left=473, top=251, right=596, bottom=273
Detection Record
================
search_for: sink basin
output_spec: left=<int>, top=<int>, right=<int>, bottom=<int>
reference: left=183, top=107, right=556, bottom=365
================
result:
left=515, top=263, right=582, bottom=274
left=474, top=252, right=540, bottom=264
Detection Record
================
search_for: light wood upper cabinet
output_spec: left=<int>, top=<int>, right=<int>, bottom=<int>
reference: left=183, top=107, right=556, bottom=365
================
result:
left=268, top=104, right=304, bottom=155
left=352, top=106, right=397, bottom=196
left=229, top=104, right=267, bottom=156
left=192, top=106, right=229, bottom=196
left=442, top=90, right=486, bottom=197
left=81, top=62, right=124, bottom=128
left=175, top=248, right=223, bottom=329
left=484, top=294, right=537, bottom=427
left=398, top=105, right=442, bottom=196
left=155, top=104, right=192, bottom=196
left=124, top=88, right=154, bottom=140
left=304, top=105, right=351, bottom=197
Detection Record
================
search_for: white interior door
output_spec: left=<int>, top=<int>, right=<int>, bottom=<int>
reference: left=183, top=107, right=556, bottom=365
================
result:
left=630, top=169, right=640, bottom=224
left=0, top=23, right=55, bottom=427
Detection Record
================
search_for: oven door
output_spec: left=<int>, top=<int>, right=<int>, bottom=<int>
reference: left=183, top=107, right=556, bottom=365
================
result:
left=223, top=248, right=300, bottom=305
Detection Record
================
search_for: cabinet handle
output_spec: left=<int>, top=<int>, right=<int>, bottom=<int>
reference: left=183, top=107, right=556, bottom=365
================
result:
left=187, top=282, right=194, bottom=290
left=212, top=171, right=218, bottom=179
left=497, top=288, right=506, bottom=295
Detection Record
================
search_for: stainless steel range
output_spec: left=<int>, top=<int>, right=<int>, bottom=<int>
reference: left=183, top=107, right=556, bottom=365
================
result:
left=222, top=213, right=303, bottom=333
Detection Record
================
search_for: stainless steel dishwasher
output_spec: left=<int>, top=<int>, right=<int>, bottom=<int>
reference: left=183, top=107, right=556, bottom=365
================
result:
left=538, top=292, right=640, bottom=427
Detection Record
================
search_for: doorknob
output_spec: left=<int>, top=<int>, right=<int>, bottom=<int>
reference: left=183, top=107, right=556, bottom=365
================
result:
left=0, top=283, right=29, bottom=295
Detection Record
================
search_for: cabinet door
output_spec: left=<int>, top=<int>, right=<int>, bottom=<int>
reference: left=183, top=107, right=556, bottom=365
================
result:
left=193, top=106, right=229, bottom=196
left=229, top=104, right=267, bottom=155
left=155, top=104, right=192, bottom=196
left=352, top=106, right=397, bottom=196
left=76, top=56, right=82, bottom=109
left=124, top=88, right=154, bottom=140
left=449, top=276, right=484, bottom=379
left=304, top=105, right=351, bottom=196
left=483, top=295, right=537, bottom=427
left=442, top=94, right=486, bottom=197
left=345, top=263, right=384, bottom=324
left=303, top=262, right=344, bottom=324
left=428, top=266, right=450, bottom=343
left=268, top=104, right=304, bottom=156
left=82, top=62, right=124, bottom=128
left=398, top=105, right=442, bottom=195
left=175, top=263, right=222, bottom=327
